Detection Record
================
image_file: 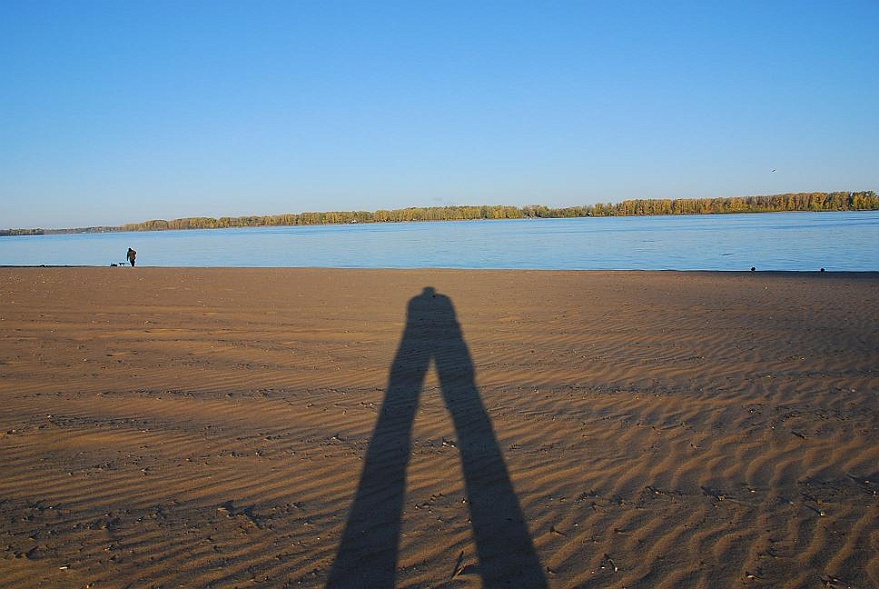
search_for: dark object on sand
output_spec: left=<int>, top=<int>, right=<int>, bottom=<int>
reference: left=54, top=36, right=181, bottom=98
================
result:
left=127, top=248, right=137, bottom=267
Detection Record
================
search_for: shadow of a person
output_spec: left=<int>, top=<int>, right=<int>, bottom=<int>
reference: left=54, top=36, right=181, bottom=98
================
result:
left=328, top=287, right=547, bottom=588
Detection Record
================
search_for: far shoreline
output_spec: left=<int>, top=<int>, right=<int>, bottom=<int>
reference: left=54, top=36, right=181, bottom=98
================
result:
left=2, top=191, right=877, bottom=234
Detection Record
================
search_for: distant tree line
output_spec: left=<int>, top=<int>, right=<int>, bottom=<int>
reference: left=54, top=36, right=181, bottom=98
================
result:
left=0, top=228, right=46, bottom=236
left=591, top=191, right=879, bottom=217
left=0, top=226, right=118, bottom=236
left=2, top=191, right=876, bottom=235
left=117, top=191, right=878, bottom=232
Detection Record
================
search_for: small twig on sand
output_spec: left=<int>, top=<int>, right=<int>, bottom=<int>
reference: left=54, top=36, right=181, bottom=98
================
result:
left=451, top=550, right=465, bottom=579
left=600, top=553, right=619, bottom=573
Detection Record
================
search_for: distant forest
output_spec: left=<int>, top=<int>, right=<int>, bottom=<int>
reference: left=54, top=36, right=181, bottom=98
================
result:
left=119, top=190, right=879, bottom=231
left=3, top=191, right=877, bottom=235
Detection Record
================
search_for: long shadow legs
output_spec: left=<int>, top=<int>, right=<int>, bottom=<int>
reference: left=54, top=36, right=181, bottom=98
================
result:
left=327, top=288, right=546, bottom=588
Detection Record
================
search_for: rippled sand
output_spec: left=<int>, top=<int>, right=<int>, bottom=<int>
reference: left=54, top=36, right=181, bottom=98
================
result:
left=1, top=267, right=877, bottom=588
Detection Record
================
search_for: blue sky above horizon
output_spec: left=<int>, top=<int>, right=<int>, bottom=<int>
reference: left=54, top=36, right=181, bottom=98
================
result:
left=2, top=0, right=877, bottom=229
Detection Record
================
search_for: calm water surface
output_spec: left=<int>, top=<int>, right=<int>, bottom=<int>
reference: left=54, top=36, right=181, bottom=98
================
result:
left=2, top=211, right=877, bottom=271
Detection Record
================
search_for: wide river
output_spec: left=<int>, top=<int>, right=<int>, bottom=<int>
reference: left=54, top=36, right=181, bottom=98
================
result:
left=1, top=211, right=877, bottom=271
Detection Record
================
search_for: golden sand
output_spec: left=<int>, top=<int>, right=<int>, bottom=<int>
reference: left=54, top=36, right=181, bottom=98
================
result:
left=1, top=267, right=877, bottom=588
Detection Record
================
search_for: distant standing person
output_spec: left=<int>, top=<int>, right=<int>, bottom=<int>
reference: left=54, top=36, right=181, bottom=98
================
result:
left=127, top=248, right=136, bottom=267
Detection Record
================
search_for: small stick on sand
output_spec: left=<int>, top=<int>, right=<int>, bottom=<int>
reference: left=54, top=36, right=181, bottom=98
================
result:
left=451, top=550, right=465, bottom=579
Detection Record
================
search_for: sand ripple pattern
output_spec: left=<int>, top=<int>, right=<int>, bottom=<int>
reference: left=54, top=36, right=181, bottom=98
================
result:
left=1, top=268, right=877, bottom=588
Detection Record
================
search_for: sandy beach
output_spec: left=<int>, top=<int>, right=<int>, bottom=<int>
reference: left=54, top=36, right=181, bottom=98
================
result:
left=1, top=267, right=877, bottom=589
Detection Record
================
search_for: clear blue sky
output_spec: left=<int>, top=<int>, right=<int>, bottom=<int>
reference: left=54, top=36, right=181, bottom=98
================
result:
left=2, top=0, right=877, bottom=229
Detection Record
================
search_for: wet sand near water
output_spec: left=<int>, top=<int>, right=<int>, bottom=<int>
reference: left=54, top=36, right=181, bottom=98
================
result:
left=1, top=267, right=877, bottom=588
